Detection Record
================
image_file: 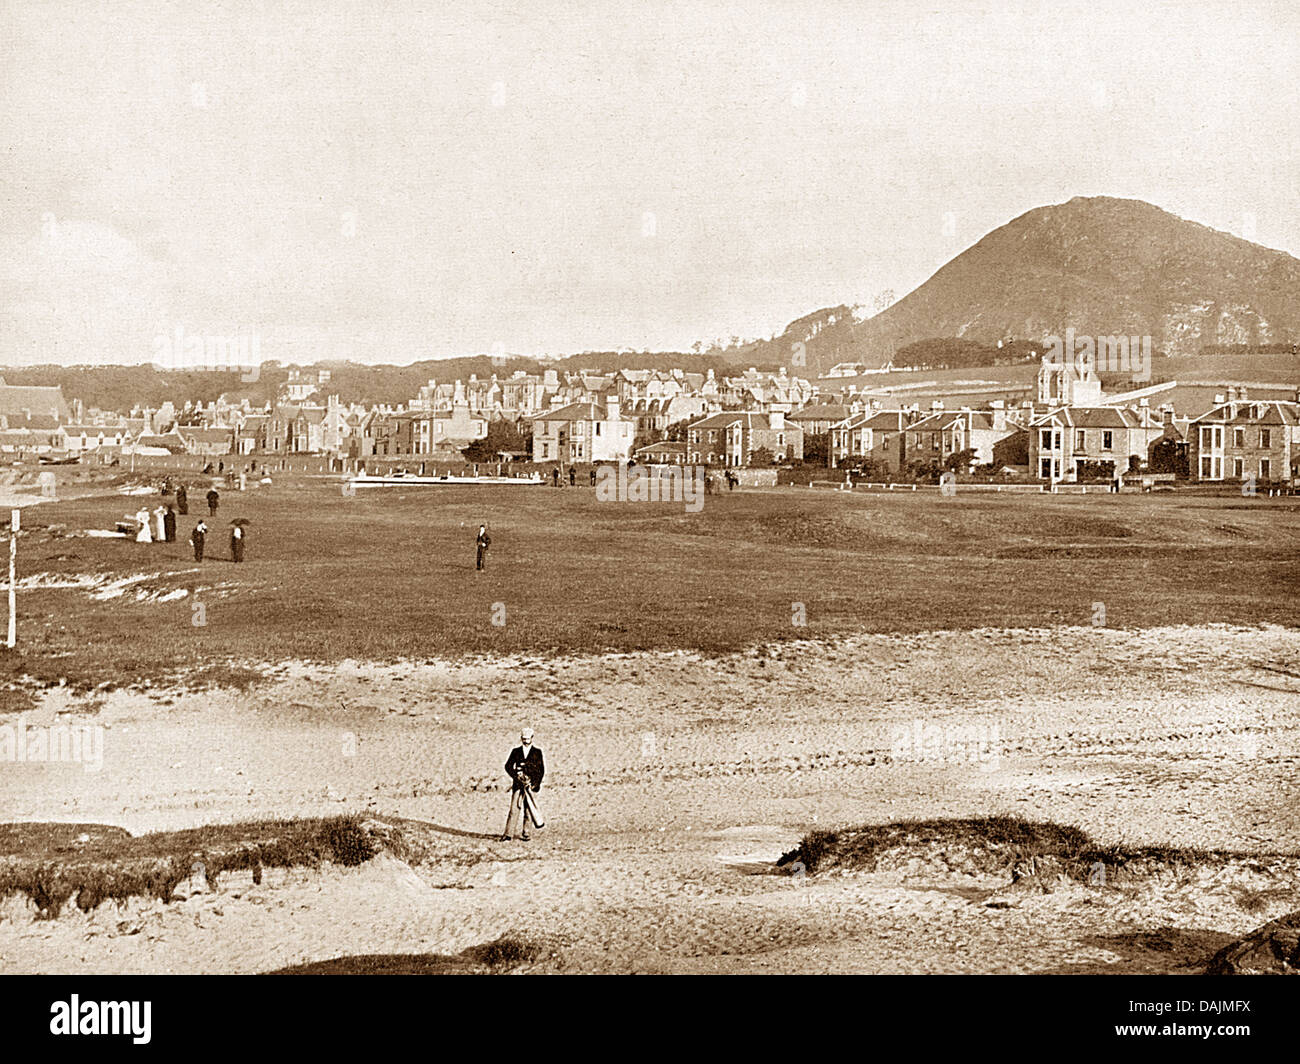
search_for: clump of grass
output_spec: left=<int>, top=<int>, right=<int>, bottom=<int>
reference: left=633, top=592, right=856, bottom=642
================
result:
left=470, top=935, right=543, bottom=969
left=0, top=685, right=38, bottom=715
left=776, top=815, right=1274, bottom=883
left=0, top=814, right=392, bottom=918
left=319, top=816, right=377, bottom=867
left=170, top=663, right=266, bottom=692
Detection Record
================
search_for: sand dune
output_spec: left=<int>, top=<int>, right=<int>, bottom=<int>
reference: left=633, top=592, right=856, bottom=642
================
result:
left=1, top=623, right=1297, bottom=973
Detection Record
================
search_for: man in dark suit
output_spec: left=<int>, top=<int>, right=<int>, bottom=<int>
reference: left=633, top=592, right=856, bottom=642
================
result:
left=501, top=728, right=545, bottom=841
left=475, top=524, right=491, bottom=571
left=190, top=520, right=207, bottom=562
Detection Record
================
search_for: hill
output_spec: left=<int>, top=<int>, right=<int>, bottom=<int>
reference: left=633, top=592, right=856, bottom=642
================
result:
left=731, top=196, right=1300, bottom=374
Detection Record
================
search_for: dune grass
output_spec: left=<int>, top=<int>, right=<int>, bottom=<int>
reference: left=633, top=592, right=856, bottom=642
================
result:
left=775, top=815, right=1291, bottom=881
left=268, top=935, right=546, bottom=975
left=0, top=814, right=384, bottom=918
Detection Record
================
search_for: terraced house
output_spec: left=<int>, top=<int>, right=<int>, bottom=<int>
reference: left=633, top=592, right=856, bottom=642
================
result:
left=57, top=423, right=129, bottom=454
left=1188, top=394, right=1300, bottom=483
left=686, top=409, right=803, bottom=467
left=904, top=405, right=1021, bottom=471
left=828, top=409, right=913, bottom=471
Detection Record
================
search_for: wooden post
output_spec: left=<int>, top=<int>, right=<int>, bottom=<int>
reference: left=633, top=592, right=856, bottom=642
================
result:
left=7, top=508, right=18, bottom=649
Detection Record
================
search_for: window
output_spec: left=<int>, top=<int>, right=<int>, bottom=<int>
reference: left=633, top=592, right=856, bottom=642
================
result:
left=1234, top=428, right=1245, bottom=447
left=1233, top=458, right=1244, bottom=478
left=1102, top=431, right=1113, bottom=450
left=1041, top=429, right=1053, bottom=449
left=1261, top=459, right=1271, bottom=479
left=1260, top=428, right=1271, bottom=448
left=1076, top=429, right=1086, bottom=450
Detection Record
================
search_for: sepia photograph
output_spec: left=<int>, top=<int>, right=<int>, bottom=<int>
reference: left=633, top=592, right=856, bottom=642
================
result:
left=0, top=0, right=1296, bottom=1044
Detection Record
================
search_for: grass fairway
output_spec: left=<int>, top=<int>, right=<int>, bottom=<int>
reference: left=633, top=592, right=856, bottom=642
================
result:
left=1, top=476, right=1297, bottom=688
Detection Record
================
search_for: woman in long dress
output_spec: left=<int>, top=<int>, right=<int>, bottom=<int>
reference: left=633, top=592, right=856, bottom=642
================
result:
left=153, top=505, right=167, bottom=542
left=135, top=507, right=153, bottom=543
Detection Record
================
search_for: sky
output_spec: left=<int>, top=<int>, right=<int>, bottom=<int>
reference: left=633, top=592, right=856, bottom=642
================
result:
left=2, top=0, right=1298, bottom=366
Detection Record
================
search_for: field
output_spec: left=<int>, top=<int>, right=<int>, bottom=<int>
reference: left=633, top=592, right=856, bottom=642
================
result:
left=1, top=473, right=1298, bottom=687
left=1, top=473, right=1298, bottom=973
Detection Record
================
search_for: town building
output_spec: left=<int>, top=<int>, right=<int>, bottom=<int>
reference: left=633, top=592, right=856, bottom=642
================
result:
left=686, top=409, right=803, bottom=466
left=532, top=398, right=634, bottom=464
left=1028, top=405, right=1164, bottom=481
left=1187, top=392, right=1300, bottom=483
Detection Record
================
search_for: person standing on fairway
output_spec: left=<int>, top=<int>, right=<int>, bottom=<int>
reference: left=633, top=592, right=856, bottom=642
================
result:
left=230, top=523, right=246, bottom=562
left=501, top=728, right=545, bottom=841
left=475, top=523, right=491, bottom=571
left=190, top=520, right=207, bottom=562
left=206, top=487, right=220, bottom=517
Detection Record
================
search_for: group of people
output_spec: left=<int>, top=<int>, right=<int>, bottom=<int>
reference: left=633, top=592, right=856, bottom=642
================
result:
left=184, top=520, right=246, bottom=563
left=132, top=480, right=247, bottom=562
left=132, top=504, right=177, bottom=544
left=157, top=480, right=221, bottom=517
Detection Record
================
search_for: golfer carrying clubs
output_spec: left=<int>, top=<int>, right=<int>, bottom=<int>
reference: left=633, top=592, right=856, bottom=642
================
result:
left=501, top=728, right=545, bottom=841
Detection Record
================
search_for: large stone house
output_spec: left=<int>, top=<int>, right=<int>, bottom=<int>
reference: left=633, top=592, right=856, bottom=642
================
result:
left=531, top=398, right=634, bottom=464
left=1188, top=395, right=1300, bottom=483
left=1028, top=406, right=1163, bottom=481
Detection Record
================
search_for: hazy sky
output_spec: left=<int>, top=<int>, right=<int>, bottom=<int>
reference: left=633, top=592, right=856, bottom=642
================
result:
left=2, top=0, right=1297, bottom=366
